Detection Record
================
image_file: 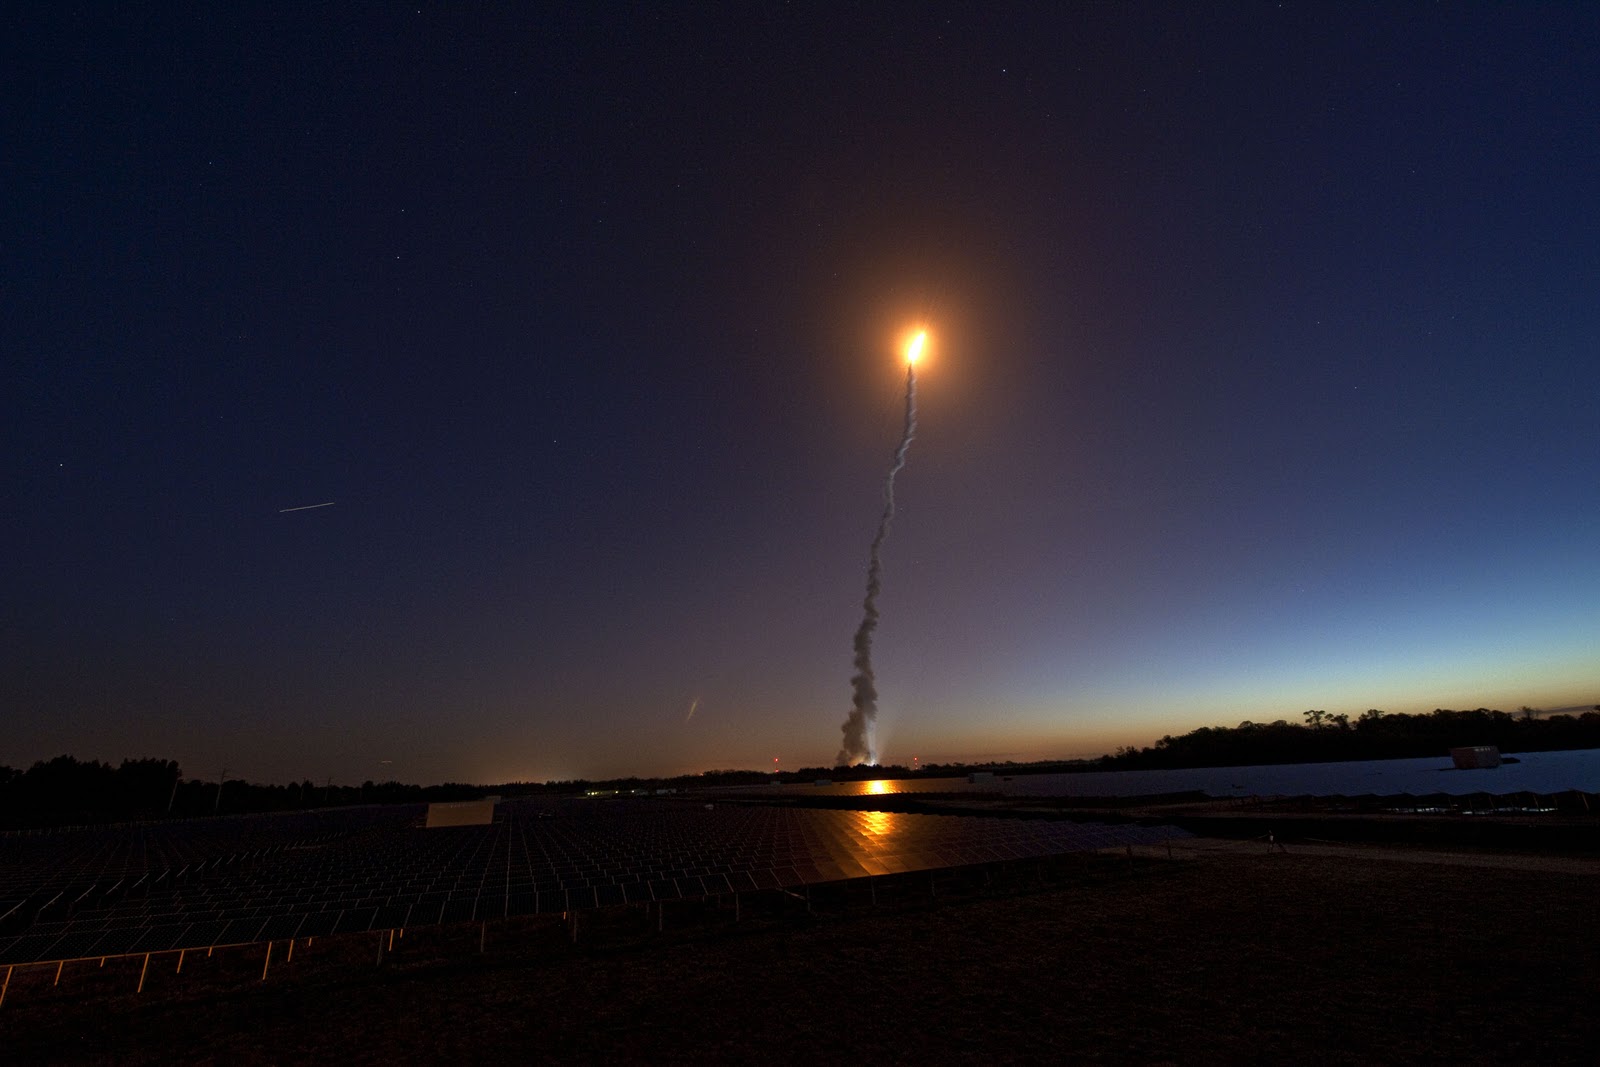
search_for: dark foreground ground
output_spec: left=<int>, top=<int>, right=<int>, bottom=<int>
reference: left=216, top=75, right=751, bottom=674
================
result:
left=5, top=842, right=1595, bottom=1065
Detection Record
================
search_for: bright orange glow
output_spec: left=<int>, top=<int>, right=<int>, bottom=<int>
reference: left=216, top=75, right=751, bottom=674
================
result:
left=862, top=778, right=894, bottom=796
left=905, top=330, right=927, bottom=364
left=861, top=808, right=895, bottom=838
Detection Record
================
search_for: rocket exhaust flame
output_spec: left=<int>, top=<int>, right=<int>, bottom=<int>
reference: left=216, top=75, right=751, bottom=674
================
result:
left=838, top=344, right=920, bottom=766
left=905, top=330, right=926, bottom=364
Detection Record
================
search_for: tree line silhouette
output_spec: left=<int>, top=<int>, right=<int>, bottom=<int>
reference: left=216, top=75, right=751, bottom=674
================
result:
left=5, top=706, right=1596, bottom=828
left=0, top=756, right=489, bottom=831
left=1097, top=706, right=1600, bottom=770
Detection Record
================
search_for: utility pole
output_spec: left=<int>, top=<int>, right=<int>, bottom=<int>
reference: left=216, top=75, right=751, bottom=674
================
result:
left=214, top=767, right=228, bottom=813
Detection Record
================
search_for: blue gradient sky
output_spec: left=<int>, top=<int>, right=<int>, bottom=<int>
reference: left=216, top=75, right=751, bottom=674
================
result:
left=5, top=3, right=1597, bottom=783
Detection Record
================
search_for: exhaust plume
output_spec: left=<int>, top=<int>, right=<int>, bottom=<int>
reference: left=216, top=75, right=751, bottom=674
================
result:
left=838, top=355, right=918, bottom=766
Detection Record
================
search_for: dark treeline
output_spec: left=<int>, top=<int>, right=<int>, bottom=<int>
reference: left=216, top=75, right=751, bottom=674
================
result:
left=0, top=756, right=1057, bottom=829
left=1098, top=706, right=1600, bottom=770
left=0, top=758, right=913, bottom=830
left=0, top=756, right=491, bottom=831
left=7, top=708, right=1597, bottom=828
left=0, top=757, right=181, bottom=829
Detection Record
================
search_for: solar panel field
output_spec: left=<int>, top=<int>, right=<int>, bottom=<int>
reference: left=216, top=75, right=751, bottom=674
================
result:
left=1, top=800, right=1188, bottom=971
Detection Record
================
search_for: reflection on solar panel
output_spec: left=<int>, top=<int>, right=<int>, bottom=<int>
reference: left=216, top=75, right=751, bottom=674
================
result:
left=0, top=802, right=1189, bottom=967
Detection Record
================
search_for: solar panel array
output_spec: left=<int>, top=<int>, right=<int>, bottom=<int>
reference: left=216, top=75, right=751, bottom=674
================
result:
left=0, top=801, right=1188, bottom=966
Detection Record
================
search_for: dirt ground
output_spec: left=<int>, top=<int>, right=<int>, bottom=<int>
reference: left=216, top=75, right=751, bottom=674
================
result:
left=4, top=843, right=1596, bottom=1065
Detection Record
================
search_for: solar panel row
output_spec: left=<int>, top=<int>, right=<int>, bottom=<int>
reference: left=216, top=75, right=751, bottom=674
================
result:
left=0, top=808, right=403, bottom=902
left=0, top=802, right=1188, bottom=966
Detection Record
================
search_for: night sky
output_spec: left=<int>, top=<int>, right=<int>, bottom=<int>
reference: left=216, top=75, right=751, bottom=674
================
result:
left=6, top=4, right=1598, bottom=785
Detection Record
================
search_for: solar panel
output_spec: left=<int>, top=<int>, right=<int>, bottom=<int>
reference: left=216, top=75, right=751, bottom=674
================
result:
left=440, top=897, right=476, bottom=924
left=9, top=934, right=65, bottom=964
left=331, top=909, right=376, bottom=935
left=131, top=923, right=191, bottom=953
left=219, top=917, right=267, bottom=945
left=176, top=918, right=229, bottom=948
left=407, top=899, right=445, bottom=926
left=0, top=800, right=1191, bottom=967
left=87, top=927, right=145, bottom=957
left=294, top=912, right=339, bottom=939
left=258, top=914, right=307, bottom=942
left=36, top=930, right=100, bottom=962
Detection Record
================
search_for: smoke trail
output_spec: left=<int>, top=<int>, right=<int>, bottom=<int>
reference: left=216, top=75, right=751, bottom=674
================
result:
left=838, top=360, right=917, bottom=766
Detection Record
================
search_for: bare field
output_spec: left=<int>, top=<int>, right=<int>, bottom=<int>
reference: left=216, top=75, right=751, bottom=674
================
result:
left=5, top=846, right=1595, bottom=1065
